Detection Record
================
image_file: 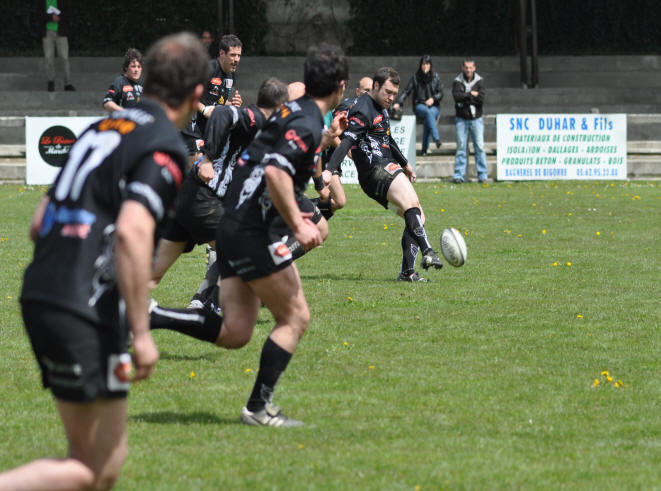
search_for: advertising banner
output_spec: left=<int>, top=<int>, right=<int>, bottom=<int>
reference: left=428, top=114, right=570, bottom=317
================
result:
left=497, top=114, right=627, bottom=180
left=26, top=117, right=101, bottom=185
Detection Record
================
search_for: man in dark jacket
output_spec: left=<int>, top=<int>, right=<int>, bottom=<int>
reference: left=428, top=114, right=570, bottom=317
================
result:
left=37, top=0, right=75, bottom=91
left=452, top=58, right=487, bottom=183
left=393, top=54, right=443, bottom=155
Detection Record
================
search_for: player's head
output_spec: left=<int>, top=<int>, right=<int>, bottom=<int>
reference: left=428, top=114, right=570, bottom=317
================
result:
left=356, top=76, right=373, bottom=97
left=371, top=67, right=400, bottom=109
left=257, top=78, right=289, bottom=109
left=287, top=81, right=306, bottom=101
left=218, top=34, right=242, bottom=73
left=303, top=44, right=348, bottom=106
left=143, top=32, right=208, bottom=115
left=419, top=54, right=432, bottom=74
left=122, top=48, right=143, bottom=82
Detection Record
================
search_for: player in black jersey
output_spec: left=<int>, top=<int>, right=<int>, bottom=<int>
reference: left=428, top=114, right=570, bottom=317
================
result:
left=103, top=48, right=143, bottom=112
left=181, top=34, right=243, bottom=163
left=326, top=67, right=444, bottom=282
left=0, top=33, right=208, bottom=491
left=150, top=45, right=349, bottom=427
left=149, top=78, right=289, bottom=312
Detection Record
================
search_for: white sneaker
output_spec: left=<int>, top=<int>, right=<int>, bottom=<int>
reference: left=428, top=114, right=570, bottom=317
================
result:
left=240, top=404, right=303, bottom=427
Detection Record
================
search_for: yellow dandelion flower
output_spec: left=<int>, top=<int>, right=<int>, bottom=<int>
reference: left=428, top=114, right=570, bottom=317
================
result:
left=601, top=370, right=609, bottom=377
left=343, top=341, right=349, bottom=347
left=593, top=379, right=600, bottom=387
left=610, top=183, right=615, bottom=187
left=244, top=368, right=252, bottom=373
left=616, top=380, right=624, bottom=387
left=596, top=231, right=600, bottom=236
left=568, top=212, right=573, bottom=216
left=383, top=224, right=388, bottom=230
left=552, top=262, right=558, bottom=266
left=381, top=242, right=386, bottom=246
left=504, top=229, right=511, bottom=234
left=632, top=195, right=641, bottom=200
left=516, top=234, right=522, bottom=238
left=566, top=262, right=572, bottom=266
left=606, top=376, right=613, bottom=382
left=347, top=296, right=353, bottom=302
left=434, top=191, right=439, bottom=194
left=7, top=296, right=12, bottom=300
left=415, top=486, right=422, bottom=491
left=532, top=203, right=537, bottom=207
left=368, top=365, right=375, bottom=370
left=298, top=443, right=305, bottom=449
left=348, top=235, right=353, bottom=239
left=441, top=208, right=445, bottom=212
left=577, top=314, right=583, bottom=319
left=542, top=229, right=547, bottom=234
left=189, top=371, right=196, bottom=379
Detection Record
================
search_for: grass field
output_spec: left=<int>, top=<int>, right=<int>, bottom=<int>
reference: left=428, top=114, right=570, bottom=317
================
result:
left=1, top=180, right=660, bottom=490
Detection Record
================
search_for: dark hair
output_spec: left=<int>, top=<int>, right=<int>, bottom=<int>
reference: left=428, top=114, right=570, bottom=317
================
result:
left=143, top=32, right=210, bottom=108
left=219, top=34, right=242, bottom=53
left=463, top=57, right=475, bottom=66
left=256, top=77, right=288, bottom=109
left=303, top=44, right=349, bottom=98
left=373, top=67, right=400, bottom=88
left=122, top=48, right=143, bottom=72
left=419, top=54, right=432, bottom=70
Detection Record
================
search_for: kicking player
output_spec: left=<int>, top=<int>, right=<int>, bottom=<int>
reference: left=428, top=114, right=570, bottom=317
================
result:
left=0, top=32, right=208, bottom=490
left=150, top=44, right=349, bottom=426
left=326, top=67, right=444, bottom=282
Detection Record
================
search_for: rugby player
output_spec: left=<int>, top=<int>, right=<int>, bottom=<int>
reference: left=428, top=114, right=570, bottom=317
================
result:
left=326, top=67, right=444, bottom=282
left=102, top=48, right=143, bottom=112
left=0, top=32, right=208, bottom=490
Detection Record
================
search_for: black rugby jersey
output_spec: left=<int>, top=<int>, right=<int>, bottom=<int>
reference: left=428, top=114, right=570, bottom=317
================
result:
left=103, top=74, right=143, bottom=108
left=183, top=58, right=236, bottom=139
left=221, top=95, right=324, bottom=229
left=200, top=104, right=266, bottom=198
left=327, top=93, right=407, bottom=176
left=21, top=99, right=187, bottom=326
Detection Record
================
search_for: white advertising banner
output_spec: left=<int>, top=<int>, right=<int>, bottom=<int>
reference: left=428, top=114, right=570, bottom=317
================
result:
left=26, top=116, right=101, bottom=185
left=340, top=115, right=416, bottom=184
left=497, top=114, right=627, bottom=180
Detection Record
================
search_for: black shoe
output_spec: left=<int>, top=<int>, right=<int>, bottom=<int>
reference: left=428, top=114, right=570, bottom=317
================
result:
left=47, top=81, right=54, bottom=92
left=420, top=150, right=427, bottom=156
left=397, top=271, right=429, bottom=282
left=435, top=140, right=442, bottom=149
left=64, top=84, right=76, bottom=91
left=421, top=250, right=443, bottom=270
left=453, top=177, right=464, bottom=184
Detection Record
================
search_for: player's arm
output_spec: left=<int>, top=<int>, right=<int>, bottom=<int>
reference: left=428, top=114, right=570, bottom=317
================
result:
left=325, top=111, right=366, bottom=177
left=119, top=151, right=185, bottom=380
left=115, top=200, right=158, bottom=381
left=265, top=165, right=321, bottom=250
left=389, top=135, right=416, bottom=182
left=103, top=81, right=124, bottom=113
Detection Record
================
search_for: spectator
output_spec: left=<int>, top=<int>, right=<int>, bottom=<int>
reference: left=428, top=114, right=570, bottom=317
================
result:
left=103, top=48, right=143, bottom=112
left=37, top=0, right=75, bottom=91
left=200, top=29, right=218, bottom=59
left=393, top=55, right=443, bottom=155
left=452, top=58, right=487, bottom=183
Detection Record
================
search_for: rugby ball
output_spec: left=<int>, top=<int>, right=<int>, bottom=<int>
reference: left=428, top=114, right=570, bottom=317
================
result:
left=440, top=228, right=467, bottom=267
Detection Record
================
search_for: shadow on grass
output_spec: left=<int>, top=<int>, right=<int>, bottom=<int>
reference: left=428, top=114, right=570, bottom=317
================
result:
left=129, top=410, right=238, bottom=425
left=159, top=350, right=218, bottom=362
left=300, top=272, right=394, bottom=282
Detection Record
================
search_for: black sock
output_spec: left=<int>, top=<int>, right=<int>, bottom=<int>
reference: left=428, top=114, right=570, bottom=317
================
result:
left=246, top=337, right=292, bottom=412
left=285, top=234, right=306, bottom=260
left=150, top=306, right=222, bottom=344
left=400, top=228, right=419, bottom=274
left=190, top=256, right=220, bottom=304
left=403, top=207, right=432, bottom=254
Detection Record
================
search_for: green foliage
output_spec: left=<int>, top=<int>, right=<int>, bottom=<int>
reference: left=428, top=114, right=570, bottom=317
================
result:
left=1, top=181, right=661, bottom=488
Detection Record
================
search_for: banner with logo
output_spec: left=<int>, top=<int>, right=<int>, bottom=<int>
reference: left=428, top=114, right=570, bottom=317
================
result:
left=497, top=114, right=627, bottom=180
left=26, top=117, right=101, bottom=185
left=340, top=115, right=416, bottom=184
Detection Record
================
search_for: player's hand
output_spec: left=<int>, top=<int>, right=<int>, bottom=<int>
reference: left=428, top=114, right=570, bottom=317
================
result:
left=130, top=331, right=159, bottom=382
left=403, top=163, right=417, bottom=183
left=322, top=169, right=333, bottom=186
left=197, top=159, right=214, bottom=182
left=293, top=212, right=322, bottom=250
left=318, top=185, right=330, bottom=202
left=329, top=111, right=348, bottom=137
left=231, top=90, right=242, bottom=107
